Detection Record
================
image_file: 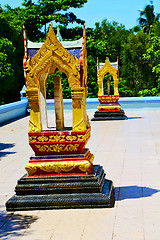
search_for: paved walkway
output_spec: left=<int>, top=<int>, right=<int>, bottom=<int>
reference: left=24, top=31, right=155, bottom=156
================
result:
left=0, top=109, right=160, bottom=240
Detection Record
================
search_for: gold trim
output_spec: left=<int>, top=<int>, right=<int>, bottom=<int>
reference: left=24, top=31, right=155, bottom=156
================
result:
left=71, top=87, right=87, bottom=132
left=97, top=105, right=121, bottom=110
left=25, top=154, right=94, bottom=175
left=35, top=143, right=80, bottom=153
left=29, top=130, right=90, bottom=143
left=26, top=24, right=80, bottom=88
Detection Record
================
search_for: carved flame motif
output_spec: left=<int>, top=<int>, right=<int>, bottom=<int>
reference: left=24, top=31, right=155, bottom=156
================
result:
left=26, top=23, right=80, bottom=89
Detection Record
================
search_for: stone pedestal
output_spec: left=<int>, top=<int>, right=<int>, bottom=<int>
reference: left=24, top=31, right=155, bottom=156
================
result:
left=6, top=165, right=115, bottom=211
left=92, top=109, right=127, bottom=121
left=92, top=97, right=127, bottom=121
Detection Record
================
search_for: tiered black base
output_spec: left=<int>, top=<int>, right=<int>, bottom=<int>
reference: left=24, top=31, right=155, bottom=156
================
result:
left=6, top=165, right=115, bottom=211
left=91, top=110, right=127, bottom=121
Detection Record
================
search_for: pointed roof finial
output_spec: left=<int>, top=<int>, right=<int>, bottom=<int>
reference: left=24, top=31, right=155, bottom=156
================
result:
left=49, top=22, right=53, bottom=27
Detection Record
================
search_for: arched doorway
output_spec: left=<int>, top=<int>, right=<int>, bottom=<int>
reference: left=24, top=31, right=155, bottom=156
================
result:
left=25, top=27, right=84, bottom=133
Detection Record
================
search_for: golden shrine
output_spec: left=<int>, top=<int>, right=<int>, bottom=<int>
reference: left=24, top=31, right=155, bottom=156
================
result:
left=6, top=24, right=115, bottom=210
left=92, top=57, right=127, bottom=121
left=23, top=22, right=93, bottom=176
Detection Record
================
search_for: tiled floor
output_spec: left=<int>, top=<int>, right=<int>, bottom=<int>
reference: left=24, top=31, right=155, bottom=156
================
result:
left=0, top=109, right=160, bottom=240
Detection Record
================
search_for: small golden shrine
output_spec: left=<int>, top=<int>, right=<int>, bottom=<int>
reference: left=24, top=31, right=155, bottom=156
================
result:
left=23, top=23, right=93, bottom=176
left=92, top=57, right=127, bottom=121
left=6, top=24, right=115, bottom=210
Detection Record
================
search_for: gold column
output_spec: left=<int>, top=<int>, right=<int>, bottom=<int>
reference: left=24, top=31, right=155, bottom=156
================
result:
left=26, top=88, right=42, bottom=132
left=39, top=74, right=48, bottom=130
left=54, top=76, right=64, bottom=130
left=97, top=75, right=103, bottom=96
left=83, top=87, right=90, bottom=128
left=114, top=78, right=119, bottom=95
left=107, top=75, right=110, bottom=95
left=71, top=87, right=87, bottom=132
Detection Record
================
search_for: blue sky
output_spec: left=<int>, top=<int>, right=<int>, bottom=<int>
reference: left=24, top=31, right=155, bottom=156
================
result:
left=0, top=0, right=160, bottom=29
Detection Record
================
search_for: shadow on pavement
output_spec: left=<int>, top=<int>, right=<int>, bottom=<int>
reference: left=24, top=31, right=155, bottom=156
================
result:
left=127, top=117, right=143, bottom=119
left=0, top=143, right=16, bottom=159
left=115, top=185, right=159, bottom=201
left=0, top=115, right=28, bottom=127
left=0, top=208, right=38, bottom=238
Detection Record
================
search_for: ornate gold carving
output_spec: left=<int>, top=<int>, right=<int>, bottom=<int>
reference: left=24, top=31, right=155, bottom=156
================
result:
left=29, top=119, right=41, bottom=133
left=49, top=135, right=65, bottom=142
left=26, top=87, right=42, bottom=132
left=72, top=120, right=85, bottom=132
left=29, top=130, right=90, bottom=143
left=98, top=95, right=119, bottom=104
left=24, top=23, right=91, bottom=134
left=98, top=57, right=118, bottom=82
left=25, top=157, right=94, bottom=175
left=66, top=135, right=77, bottom=141
left=23, top=23, right=94, bottom=177
left=40, top=163, right=61, bottom=174
left=25, top=165, right=37, bottom=175
left=35, top=143, right=80, bottom=153
left=29, top=136, right=37, bottom=142
left=97, top=105, right=121, bottom=111
left=71, top=87, right=87, bottom=132
left=77, top=131, right=90, bottom=141
left=37, top=136, right=48, bottom=142
left=26, top=24, right=81, bottom=89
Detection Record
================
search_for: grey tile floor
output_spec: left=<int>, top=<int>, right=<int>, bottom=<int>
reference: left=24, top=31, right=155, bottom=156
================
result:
left=0, top=109, right=160, bottom=240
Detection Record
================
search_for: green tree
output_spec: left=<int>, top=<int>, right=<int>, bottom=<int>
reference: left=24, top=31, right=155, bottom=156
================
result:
left=121, top=31, right=153, bottom=96
left=0, top=7, right=24, bottom=104
left=86, top=19, right=129, bottom=97
left=46, top=71, right=71, bottom=99
left=22, top=0, right=87, bottom=41
left=143, top=35, right=160, bottom=93
left=0, top=52, right=15, bottom=104
left=138, top=2, right=160, bottom=34
left=0, top=1, right=88, bottom=104
left=151, top=20, right=160, bottom=37
left=58, top=25, right=83, bottom=41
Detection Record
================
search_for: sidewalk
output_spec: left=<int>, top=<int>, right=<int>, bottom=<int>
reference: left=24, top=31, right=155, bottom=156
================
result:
left=0, top=109, right=160, bottom=240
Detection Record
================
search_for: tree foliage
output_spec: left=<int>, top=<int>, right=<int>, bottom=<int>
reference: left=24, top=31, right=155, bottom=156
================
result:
left=0, top=1, right=160, bottom=104
left=0, top=1, right=87, bottom=104
left=0, top=6, right=24, bottom=104
left=143, top=35, right=160, bottom=93
left=21, top=0, right=87, bottom=40
left=138, top=2, right=160, bottom=34
left=120, top=31, right=153, bottom=96
left=46, top=71, right=71, bottom=99
left=86, top=19, right=130, bottom=97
